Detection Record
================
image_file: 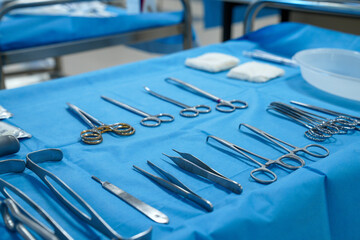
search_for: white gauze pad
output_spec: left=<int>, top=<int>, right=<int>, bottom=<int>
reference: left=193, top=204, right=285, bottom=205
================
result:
left=185, top=53, right=239, bottom=72
left=227, top=61, right=285, bottom=82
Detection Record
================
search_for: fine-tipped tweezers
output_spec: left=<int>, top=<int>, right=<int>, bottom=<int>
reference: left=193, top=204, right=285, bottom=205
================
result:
left=163, top=150, right=242, bottom=194
left=134, top=161, right=213, bottom=212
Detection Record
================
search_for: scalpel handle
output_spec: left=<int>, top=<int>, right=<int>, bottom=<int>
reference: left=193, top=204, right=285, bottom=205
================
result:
left=92, top=177, right=169, bottom=224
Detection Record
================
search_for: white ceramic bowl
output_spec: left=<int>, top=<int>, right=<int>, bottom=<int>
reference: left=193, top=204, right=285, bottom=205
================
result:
left=293, top=48, right=360, bottom=101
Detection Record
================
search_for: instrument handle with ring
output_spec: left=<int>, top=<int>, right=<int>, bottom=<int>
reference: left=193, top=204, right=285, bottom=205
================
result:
left=250, top=167, right=277, bottom=184
left=216, top=100, right=248, bottom=112
left=295, top=144, right=329, bottom=158
left=180, top=108, right=199, bottom=117
left=275, top=153, right=305, bottom=169
left=109, top=123, right=135, bottom=135
left=141, top=114, right=174, bottom=127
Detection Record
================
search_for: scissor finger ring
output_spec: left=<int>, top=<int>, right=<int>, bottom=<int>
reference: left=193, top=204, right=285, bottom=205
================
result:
left=155, top=113, right=174, bottom=122
left=180, top=108, right=199, bottom=117
left=216, top=102, right=236, bottom=112
left=141, top=117, right=162, bottom=127
left=81, top=129, right=103, bottom=144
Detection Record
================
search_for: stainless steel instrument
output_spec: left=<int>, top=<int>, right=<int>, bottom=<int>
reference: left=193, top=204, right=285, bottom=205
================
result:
left=92, top=176, right=169, bottom=224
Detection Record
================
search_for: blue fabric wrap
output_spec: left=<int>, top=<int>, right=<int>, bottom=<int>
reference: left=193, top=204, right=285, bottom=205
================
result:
left=0, top=23, right=359, bottom=239
left=0, top=6, right=187, bottom=52
left=203, top=0, right=278, bottom=29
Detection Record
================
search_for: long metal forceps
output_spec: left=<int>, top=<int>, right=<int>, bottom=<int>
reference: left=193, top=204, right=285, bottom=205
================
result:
left=206, top=135, right=305, bottom=184
left=67, top=103, right=135, bottom=144
left=290, top=100, right=360, bottom=131
left=165, top=77, right=248, bottom=113
left=1, top=198, right=59, bottom=240
left=0, top=159, right=72, bottom=240
left=163, top=150, right=242, bottom=194
left=144, top=87, right=211, bottom=117
left=134, top=161, right=213, bottom=212
left=239, top=123, right=329, bottom=160
left=25, top=149, right=152, bottom=240
left=101, top=96, right=174, bottom=127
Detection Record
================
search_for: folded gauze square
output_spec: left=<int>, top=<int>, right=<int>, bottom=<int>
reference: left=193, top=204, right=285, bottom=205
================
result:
left=227, top=61, right=285, bottom=82
left=185, top=53, right=239, bottom=72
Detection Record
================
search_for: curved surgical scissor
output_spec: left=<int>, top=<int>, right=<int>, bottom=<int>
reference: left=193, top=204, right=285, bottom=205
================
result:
left=67, top=103, right=135, bottom=144
left=165, top=77, right=248, bottom=113
left=206, top=135, right=305, bottom=184
left=101, top=96, right=174, bottom=127
left=144, top=86, right=211, bottom=117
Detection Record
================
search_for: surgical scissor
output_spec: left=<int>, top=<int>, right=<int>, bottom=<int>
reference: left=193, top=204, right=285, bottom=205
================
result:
left=165, top=77, right=248, bottom=113
left=134, top=161, right=213, bottom=212
left=206, top=135, right=305, bottom=184
left=67, top=103, right=135, bottom=144
left=239, top=123, right=329, bottom=159
left=144, top=87, right=211, bottom=117
left=101, top=96, right=174, bottom=127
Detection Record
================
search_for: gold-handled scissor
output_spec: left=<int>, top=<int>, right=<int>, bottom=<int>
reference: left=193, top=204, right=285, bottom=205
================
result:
left=67, top=103, right=135, bottom=144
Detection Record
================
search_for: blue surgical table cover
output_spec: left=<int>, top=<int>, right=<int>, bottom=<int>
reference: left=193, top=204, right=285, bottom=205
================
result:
left=0, top=22, right=359, bottom=239
left=0, top=6, right=186, bottom=52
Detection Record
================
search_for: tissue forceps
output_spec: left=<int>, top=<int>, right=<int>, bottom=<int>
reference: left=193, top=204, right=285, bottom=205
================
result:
left=144, top=87, right=211, bottom=117
left=239, top=123, right=329, bottom=160
left=134, top=161, right=213, bottom=212
left=163, top=150, right=242, bottom=194
left=67, top=103, right=135, bottom=144
left=165, top=77, right=248, bottom=113
left=101, top=96, right=174, bottom=127
left=25, top=149, right=152, bottom=240
left=0, top=159, right=72, bottom=240
left=206, top=135, right=305, bottom=184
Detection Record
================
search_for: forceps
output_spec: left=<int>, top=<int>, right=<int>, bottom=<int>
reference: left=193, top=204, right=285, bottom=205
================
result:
left=290, top=100, right=360, bottom=130
left=268, top=102, right=356, bottom=141
left=163, top=150, right=242, bottom=194
left=206, top=135, right=305, bottom=184
left=144, top=87, right=211, bottom=117
left=67, top=103, right=135, bottom=144
left=25, top=149, right=152, bottom=240
left=134, top=161, right=213, bottom=212
left=101, top=96, right=174, bottom=127
left=0, top=159, right=71, bottom=240
left=165, top=77, right=248, bottom=112
left=1, top=198, right=59, bottom=240
left=239, top=123, right=329, bottom=160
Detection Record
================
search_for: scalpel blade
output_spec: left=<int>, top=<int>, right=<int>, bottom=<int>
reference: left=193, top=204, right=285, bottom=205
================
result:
left=92, top=176, right=169, bottom=224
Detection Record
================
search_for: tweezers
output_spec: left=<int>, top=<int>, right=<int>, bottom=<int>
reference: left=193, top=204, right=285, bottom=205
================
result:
left=134, top=161, right=213, bottom=212
left=163, top=150, right=242, bottom=194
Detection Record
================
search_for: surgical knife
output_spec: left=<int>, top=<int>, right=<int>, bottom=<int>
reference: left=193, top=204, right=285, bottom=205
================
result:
left=91, top=176, right=169, bottom=224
